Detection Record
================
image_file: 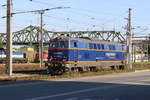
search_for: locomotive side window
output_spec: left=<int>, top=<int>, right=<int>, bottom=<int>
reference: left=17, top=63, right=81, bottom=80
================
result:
left=115, top=45, right=123, bottom=50
left=101, top=44, right=104, bottom=50
left=122, top=45, right=126, bottom=50
left=105, top=44, right=109, bottom=50
left=70, top=40, right=78, bottom=48
left=109, top=45, right=115, bottom=50
left=109, top=45, right=112, bottom=50
left=74, top=42, right=77, bottom=47
left=94, top=44, right=97, bottom=49
left=113, top=45, right=115, bottom=50
left=97, top=44, right=101, bottom=49
left=89, top=43, right=94, bottom=49
left=84, top=42, right=89, bottom=49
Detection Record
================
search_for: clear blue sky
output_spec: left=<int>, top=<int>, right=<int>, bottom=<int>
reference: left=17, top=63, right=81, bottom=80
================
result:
left=0, top=0, right=150, bottom=36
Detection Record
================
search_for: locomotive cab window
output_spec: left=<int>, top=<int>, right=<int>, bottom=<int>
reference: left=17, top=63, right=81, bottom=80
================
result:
left=49, top=41, right=68, bottom=48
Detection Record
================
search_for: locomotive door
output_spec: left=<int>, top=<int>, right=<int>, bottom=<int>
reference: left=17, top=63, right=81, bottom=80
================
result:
left=73, top=41, right=78, bottom=62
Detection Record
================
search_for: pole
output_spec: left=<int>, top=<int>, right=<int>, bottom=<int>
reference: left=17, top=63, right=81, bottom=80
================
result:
left=127, top=8, right=132, bottom=69
left=147, top=35, right=150, bottom=61
left=6, top=0, right=13, bottom=76
left=39, top=11, right=44, bottom=67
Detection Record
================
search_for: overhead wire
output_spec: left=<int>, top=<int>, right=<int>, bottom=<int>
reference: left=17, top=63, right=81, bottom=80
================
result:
left=44, top=15, right=94, bottom=27
left=28, top=0, right=56, bottom=7
left=44, top=15, right=89, bottom=30
left=44, top=15, right=115, bottom=31
left=45, top=7, right=128, bottom=30
left=20, top=0, right=129, bottom=31
left=0, top=0, right=130, bottom=32
left=26, top=0, right=128, bottom=26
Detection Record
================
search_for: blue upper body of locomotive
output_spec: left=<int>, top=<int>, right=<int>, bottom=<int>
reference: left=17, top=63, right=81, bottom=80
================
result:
left=48, top=37, right=126, bottom=63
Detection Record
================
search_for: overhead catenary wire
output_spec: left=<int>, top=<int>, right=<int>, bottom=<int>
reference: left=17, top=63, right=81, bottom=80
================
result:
left=44, top=15, right=114, bottom=31
left=47, top=8, right=128, bottom=28
left=28, top=0, right=56, bottom=7
left=0, top=0, right=132, bottom=33
left=44, top=9, right=126, bottom=30
left=1, top=0, right=129, bottom=31
left=44, top=15, right=95, bottom=27
left=25, top=0, right=129, bottom=28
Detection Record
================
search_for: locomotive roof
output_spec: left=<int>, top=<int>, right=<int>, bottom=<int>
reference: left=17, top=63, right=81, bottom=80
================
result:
left=53, top=37, right=124, bottom=45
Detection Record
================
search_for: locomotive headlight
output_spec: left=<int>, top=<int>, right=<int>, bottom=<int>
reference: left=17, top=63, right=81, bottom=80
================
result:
left=48, top=56, right=53, bottom=61
left=62, top=57, right=67, bottom=61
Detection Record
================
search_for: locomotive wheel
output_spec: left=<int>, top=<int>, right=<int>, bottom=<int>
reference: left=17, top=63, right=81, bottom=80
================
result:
left=48, top=68, right=63, bottom=75
left=64, top=67, right=70, bottom=72
left=47, top=67, right=55, bottom=75
left=56, top=69, right=63, bottom=75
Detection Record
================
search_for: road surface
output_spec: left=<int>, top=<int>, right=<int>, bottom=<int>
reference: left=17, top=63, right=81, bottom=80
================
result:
left=0, top=71, right=150, bottom=100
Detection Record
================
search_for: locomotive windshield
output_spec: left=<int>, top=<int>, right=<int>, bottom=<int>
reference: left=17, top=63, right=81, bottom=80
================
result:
left=49, top=41, right=68, bottom=48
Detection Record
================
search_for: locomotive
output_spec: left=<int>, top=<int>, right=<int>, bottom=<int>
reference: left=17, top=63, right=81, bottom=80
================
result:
left=45, top=37, right=127, bottom=75
left=0, top=48, right=27, bottom=63
left=34, top=52, right=48, bottom=63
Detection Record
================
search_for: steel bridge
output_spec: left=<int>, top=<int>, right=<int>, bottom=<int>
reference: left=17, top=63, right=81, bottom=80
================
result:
left=0, top=25, right=125, bottom=45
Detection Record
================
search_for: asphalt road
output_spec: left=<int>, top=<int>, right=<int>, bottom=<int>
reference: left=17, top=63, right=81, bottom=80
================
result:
left=0, top=71, right=150, bottom=100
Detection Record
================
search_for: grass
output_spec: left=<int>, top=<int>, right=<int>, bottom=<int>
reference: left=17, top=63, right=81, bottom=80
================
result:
left=0, top=63, right=44, bottom=67
left=0, top=66, right=150, bottom=81
left=133, top=62, right=150, bottom=64
left=133, top=67, right=150, bottom=70
left=32, top=67, right=150, bottom=80
left=35, top=69, right=134, bottom=80
left=0, top=73, right=31, bottom=79
left=12, top=63, right=41, bottom=66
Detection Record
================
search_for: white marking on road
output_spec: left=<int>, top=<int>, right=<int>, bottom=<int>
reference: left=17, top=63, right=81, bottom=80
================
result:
left=24, top=84, right=127, bottom=100
left=140, top=79, right=150, bottom=81
left=123, top=82, right=150, bottom=85
left=65, top=97, right=78, bottom=100
left=83, top=99, right=91, bottom=100
left=114, top=99, right=119, bottom=100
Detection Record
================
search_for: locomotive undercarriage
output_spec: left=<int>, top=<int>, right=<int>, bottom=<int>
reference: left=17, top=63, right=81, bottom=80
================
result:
left=46, top=62, right=125, bottom=75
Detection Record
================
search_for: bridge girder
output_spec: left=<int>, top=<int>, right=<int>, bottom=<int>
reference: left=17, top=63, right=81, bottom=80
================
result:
left=0, top=25, right=125, bottom=45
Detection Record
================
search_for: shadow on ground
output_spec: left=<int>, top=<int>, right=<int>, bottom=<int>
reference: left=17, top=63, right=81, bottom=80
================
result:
left=13, top=69, right=48, bottom=75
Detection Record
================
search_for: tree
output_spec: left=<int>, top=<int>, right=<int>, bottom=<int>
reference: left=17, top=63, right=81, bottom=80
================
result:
left=0, top=36, right=3, bottom=48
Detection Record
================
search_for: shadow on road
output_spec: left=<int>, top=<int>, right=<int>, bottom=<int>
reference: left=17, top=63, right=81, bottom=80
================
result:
left=0, top=79, right=150, bottom=100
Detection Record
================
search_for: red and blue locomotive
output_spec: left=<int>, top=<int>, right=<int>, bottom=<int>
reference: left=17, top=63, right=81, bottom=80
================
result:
left=45, top=37, right=126, bottom=75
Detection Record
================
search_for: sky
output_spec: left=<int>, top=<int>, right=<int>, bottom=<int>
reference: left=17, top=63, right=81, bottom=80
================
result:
left=0, top=0, right=150, bottom=36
